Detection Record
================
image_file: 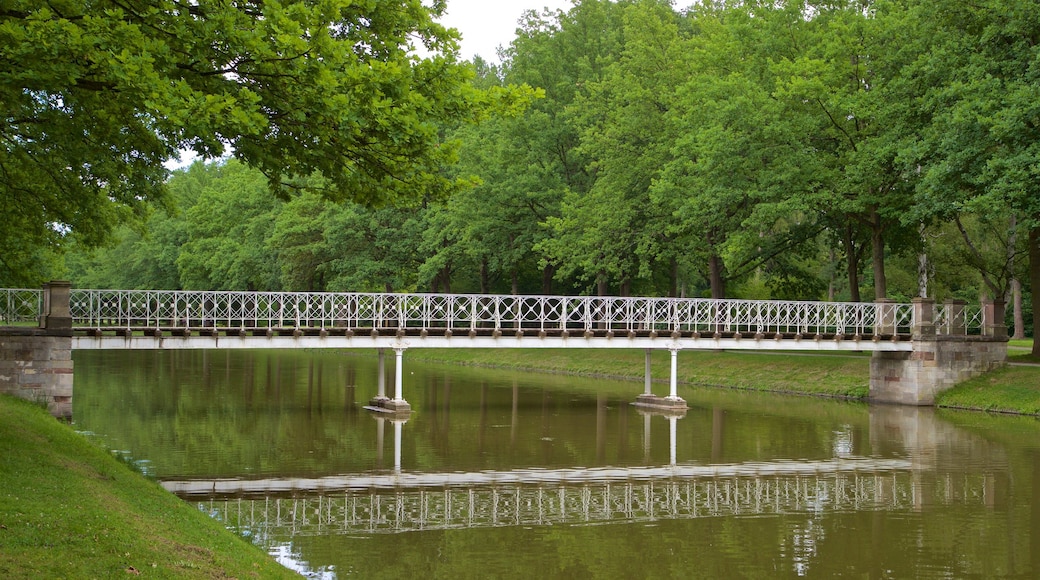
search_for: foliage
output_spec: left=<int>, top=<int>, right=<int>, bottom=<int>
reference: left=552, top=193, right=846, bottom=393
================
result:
left=1, top=0, right=529, bottom=285
left=49, top=0, right=1036, bottom=340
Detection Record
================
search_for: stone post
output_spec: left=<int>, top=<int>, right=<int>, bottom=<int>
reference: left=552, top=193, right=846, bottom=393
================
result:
left=874, top=298, right=897, bottom=336
left=912, top=297, right=935, bottom=339
left=942, top=299, right=966, bottom=336
left=982, top=299, right=1007, bottom=338
left=40, top=281, right=72, bottom=331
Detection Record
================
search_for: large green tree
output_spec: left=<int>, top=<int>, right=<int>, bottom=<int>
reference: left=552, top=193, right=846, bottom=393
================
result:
left=0, top=0, right=509, bottom=285
left=905, top=0, right=1040, bottom=351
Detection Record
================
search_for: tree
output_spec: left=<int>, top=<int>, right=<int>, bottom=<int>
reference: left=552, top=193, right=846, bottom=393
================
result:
left=905, top=0, right=1040, bottom=349
left=562, top=0, right=687, bottom=297
left=175, top=160, right=282, bottom=291
left=0, top=0, right=514, bottom=285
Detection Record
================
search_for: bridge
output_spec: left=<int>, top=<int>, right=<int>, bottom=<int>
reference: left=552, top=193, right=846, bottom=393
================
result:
left=0, top=283, right=1009, bottom=418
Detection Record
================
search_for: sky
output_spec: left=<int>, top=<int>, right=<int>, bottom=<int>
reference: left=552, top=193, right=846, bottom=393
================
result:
left=438, top=0, right=574, bottom=63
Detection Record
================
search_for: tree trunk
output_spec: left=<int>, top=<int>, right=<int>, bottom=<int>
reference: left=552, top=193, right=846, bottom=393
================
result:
left=1030, top=225, right=1040, bottom=356
left=708, top=254, right=726, bottom=299
left=479, top=258, right=489, bottom=294
left=596, top=273, right=608, bottom=297
left=1009, top=214, right=1025, bottom=339
left=918, top=224, right=929, bottom=298
left=541, top=263, right=555, bottom=295
left=670, top=257, right=679, bottom=298
left=828, top=247, right=837, bottom=302
left=511, top=269, right=519, bottom=295
left=843, top=225, right=861, bottom=303
left=870, top=207, right=887, bottom=300
left=620, top=278, right=631, bottom=297
left=706, top=229, right=726, bottom=299
left=1012, top=277, right=1026, bottom=340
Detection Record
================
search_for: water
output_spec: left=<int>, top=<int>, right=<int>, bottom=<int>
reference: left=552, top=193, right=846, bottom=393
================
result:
left=73, top=349, right=1040, bottom=578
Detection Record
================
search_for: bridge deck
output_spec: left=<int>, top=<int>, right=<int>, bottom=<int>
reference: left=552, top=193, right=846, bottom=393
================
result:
left=72, top=326, right=913, bottom=351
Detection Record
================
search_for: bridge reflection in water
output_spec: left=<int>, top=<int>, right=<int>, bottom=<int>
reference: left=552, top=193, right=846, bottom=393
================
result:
left=161, top=404, right=996, bottom=542
left=185, top=469, right=992, bottom=539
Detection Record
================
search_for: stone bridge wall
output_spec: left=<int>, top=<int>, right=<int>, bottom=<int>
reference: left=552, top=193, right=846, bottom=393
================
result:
left=0, top=282, right=73, bottom=418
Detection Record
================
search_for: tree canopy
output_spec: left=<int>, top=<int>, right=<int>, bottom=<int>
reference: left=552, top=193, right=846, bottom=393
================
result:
left=34, top=0, right=1040, bottom=347
left=0, top=0, right=529, bottom=284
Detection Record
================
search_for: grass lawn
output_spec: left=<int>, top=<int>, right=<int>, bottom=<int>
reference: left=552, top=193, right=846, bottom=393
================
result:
left=0, top=395, right=298, bottom=579
left=404, top=343, right=1040, bottom=416
left=406, top=348, right=871, bottom=398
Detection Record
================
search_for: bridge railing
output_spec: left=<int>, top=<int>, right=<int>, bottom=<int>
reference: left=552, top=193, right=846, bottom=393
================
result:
left=6, top=287, right=998, bottom=336
left=41, top=289, right=925, bottom=336
left=0, top=288, right=42, bottom=324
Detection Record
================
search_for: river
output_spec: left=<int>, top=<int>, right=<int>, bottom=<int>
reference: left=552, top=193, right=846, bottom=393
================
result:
left=72, top=349, right=1040, bottom=578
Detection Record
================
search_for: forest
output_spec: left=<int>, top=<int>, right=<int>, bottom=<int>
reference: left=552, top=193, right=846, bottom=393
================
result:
left=12, top=0, right=1038, bottom=339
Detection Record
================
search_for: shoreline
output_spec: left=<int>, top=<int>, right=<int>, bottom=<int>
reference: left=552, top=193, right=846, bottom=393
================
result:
left=396, top=347, right=1040, bottom=416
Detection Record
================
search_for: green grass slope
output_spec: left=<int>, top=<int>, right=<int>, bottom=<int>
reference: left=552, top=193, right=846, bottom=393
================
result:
left=0, top=395, right=298, bottom=579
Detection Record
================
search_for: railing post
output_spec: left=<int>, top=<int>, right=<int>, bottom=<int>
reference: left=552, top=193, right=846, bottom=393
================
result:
left=982, top=299, right=1007, bottom=338
left=942, top=299, right=966, bottom=336
left=874, top=299, right=896, bottom=336
left=912, top=297, right=935, bottom=339
left=40, top=281, right=72, bottom=331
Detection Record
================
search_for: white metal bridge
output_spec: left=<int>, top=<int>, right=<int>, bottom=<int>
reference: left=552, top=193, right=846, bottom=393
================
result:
left=1, top=288, right=985, bottom=351
left=2, top=287, right=992, bottom=412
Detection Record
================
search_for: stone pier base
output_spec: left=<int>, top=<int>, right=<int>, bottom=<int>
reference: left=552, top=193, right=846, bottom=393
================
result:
left=870, top=336, right=1007, bottom=405
left=1, top=281, right=73, bottom=419
left=364, top=397, right=412, bottom=416
left=0, top=328, right=74, bottom=419
left=633, top=393, right=688, bottom=413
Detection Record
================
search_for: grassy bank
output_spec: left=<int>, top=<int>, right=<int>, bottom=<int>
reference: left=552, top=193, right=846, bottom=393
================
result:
left=0, top=395, right=298, bottom=579
left=935, top=366, right=1040, bottom=415
left=407, top=348, right=872, bottom=398
left=405, top=345, right=1040, bottom=416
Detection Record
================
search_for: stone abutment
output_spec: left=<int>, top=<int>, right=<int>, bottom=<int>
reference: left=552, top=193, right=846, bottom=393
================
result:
left=0, top=282, right=73, bottom=418
left=869, top=298, right=1008, bottom=405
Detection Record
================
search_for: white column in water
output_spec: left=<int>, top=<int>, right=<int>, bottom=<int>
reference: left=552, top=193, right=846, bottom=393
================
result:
left=667, top=348, right=680, bottom=400
left=644, top=349, right=653, bottom=396
left=643, top=413, right=652, bottom=462
left=669, top=415, right=678, bottom=465
left=393, top=419, right=403, bottom=473
left=377, top=348, right=387, bottom=399
left=393, top=347, right=405, bottom=402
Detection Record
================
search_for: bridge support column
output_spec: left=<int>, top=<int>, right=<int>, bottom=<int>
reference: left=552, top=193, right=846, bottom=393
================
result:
left=368, top=349, right=390, bottom=407
left=644, top=349, right=652, bottom=396
left=869, top=298, right=1008, bottom=405
left=0, top=281, right=73, bottom=419
left=364, top=347, right=411, bottom=415
left=633, top=348, right=687, bottom=412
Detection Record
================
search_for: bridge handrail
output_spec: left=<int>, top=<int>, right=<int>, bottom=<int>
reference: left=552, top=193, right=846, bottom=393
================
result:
left=50, top=289, right=922, bottom=335
left=2, top=288, right=991, bottom=336
left=0, top=288, right=43, bottom=324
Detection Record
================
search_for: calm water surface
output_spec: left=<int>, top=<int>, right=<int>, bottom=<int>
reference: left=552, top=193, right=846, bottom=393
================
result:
left=73, top=350, right=1040, bottom=578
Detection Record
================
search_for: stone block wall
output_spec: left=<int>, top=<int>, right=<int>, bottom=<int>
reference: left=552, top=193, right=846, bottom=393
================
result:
left=0, top=328, right=74, bottom=418
left=870, top=336, right=1007, bottom=406
left=0, top=282, right=74, bottom=418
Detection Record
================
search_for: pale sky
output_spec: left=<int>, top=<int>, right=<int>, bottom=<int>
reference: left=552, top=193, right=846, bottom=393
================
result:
left=439, top=0, right=574, bottom=63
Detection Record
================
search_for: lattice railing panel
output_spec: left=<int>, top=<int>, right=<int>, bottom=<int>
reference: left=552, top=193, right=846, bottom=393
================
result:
left=1, top=289, right=42, bottom=324
left=1, top=288, right=943, bottom=335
